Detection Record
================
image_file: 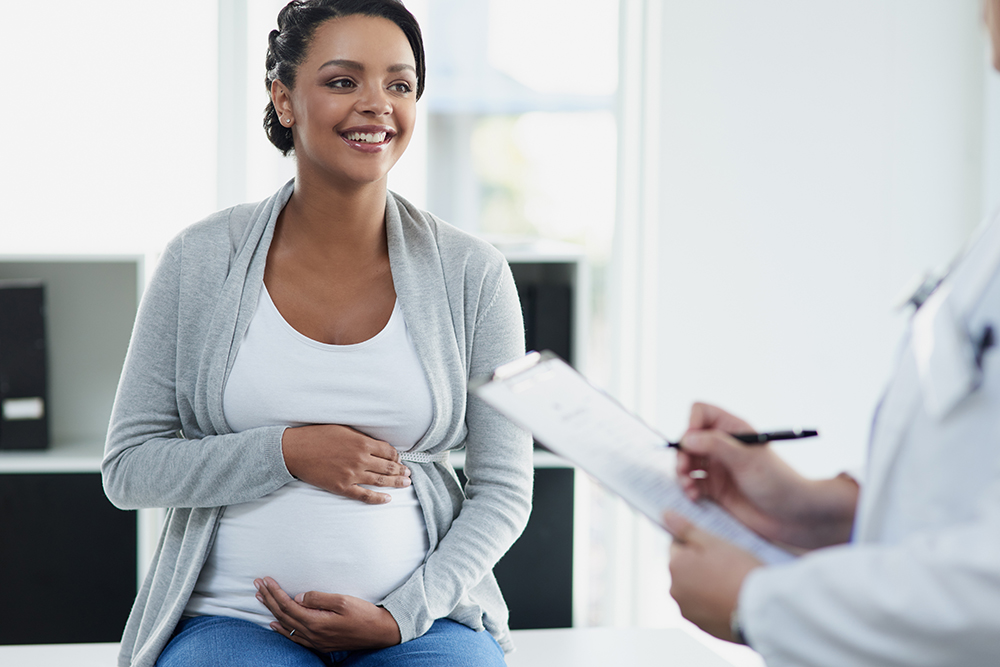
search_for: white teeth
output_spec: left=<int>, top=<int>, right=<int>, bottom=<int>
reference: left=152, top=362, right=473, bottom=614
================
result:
left=346, top=131, right=387, bottom=143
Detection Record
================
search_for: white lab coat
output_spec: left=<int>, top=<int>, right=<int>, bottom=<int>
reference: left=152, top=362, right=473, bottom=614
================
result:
left=740, top=211, right=1000, bottom=666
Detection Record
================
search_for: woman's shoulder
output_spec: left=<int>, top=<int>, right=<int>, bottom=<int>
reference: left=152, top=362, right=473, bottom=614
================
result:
left=161, top=201, right=265, bottom=261
left=389, top=191, right=508, bottom=275
left=171, top=202, right=259, bottom=244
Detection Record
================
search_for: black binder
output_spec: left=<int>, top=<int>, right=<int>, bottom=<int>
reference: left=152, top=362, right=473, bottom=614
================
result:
left=0, top=280, right=49, bottom=450
left=518, top=283, right=573, bottom=365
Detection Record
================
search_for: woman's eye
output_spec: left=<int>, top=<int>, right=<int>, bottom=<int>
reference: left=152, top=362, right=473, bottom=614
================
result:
left=389, top=82, right=413, bottom=94
left=326, top=78, right=355, bottom=90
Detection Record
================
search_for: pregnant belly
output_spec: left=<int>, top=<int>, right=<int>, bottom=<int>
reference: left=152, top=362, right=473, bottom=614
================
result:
left=186, top=481, right=429, bottom=626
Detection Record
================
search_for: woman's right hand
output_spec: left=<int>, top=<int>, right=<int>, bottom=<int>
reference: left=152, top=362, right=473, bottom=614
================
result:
left=677, top=402, right=858, bottom=550
left=281, top=425, right=411, bottom=504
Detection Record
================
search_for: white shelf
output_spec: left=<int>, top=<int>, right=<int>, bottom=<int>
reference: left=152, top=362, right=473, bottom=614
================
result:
left=0, top=255, right=143, bottom=470
left=0, top=440, right=104, bottom=473
left=450, top=448, right=571, bottom=470
left=0, top=446, right=575, bottom=474
left=0, top=444, right=574, bottom=475
left=488, top=237, right=587, bottom=264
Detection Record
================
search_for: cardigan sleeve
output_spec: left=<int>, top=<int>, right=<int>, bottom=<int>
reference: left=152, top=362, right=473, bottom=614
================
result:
left=379, top=258, right=534, bottom=644
left=102, top=230, right=294, bottom=510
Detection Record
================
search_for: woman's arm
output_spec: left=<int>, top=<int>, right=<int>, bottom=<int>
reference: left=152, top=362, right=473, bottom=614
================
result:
left=101, top=237, right=295, bottom=510
left=379, top=259, right=534, bottom=642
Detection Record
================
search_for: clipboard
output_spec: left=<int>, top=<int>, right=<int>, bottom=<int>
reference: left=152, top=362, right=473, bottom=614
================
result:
left=472, top=351, right=795, bottom=564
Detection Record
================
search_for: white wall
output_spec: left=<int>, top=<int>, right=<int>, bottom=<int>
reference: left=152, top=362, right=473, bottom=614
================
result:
left=0, top=0, right=426, bottom=254
left=604, top=3, right=994, bottom=656
left=0, top=2, right=219, bottom=255
left=643, top=0, right=989, bottom=478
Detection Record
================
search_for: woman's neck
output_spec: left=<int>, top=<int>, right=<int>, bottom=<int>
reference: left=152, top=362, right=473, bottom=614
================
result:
left=280, top=171, right=389, bottom=255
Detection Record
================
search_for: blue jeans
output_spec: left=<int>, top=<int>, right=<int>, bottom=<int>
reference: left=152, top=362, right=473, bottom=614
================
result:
left=155, top=615, right=506, bottom=667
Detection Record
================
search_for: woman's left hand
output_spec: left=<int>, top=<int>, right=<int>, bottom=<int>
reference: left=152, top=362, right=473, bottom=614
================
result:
left=254, top=577, right=402, bottom=652
left=663, top=512, right=764, bottom=642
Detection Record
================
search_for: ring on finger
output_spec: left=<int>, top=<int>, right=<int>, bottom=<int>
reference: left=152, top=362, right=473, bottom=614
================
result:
left=289, top=628, right=296, bottom=638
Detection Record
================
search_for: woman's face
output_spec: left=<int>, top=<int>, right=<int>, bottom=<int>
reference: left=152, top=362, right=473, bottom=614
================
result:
left=273, top=14, right=418, bottom=189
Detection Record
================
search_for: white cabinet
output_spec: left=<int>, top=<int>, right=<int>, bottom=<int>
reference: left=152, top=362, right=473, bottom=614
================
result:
left=0, top=256, right=147, bottom=644
left=487, top=240, right=590, bottom=628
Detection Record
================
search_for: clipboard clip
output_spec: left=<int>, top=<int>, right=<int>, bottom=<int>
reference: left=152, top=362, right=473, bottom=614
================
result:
left=492, top=350, right=544, bottom=380
left=897, top=271, right=945, bottom=312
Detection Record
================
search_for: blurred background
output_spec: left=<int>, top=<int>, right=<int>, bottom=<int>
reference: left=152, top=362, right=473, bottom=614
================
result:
left=2, top=1, right=998, bottom=664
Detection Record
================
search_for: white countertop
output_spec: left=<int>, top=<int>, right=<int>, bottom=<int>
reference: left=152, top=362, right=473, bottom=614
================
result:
left=0, top=628, right=747, bottom=667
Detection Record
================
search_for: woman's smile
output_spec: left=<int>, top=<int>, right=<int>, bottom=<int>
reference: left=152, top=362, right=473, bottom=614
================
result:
left=340, top=125, right=397, bottom=153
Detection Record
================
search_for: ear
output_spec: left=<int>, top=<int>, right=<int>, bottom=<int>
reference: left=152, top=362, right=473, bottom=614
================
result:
left=270, top=80, right=294, bottom=126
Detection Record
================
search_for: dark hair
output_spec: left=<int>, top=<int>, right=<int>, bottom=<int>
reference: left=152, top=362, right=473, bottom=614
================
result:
left=264, top=0, right=426, bottom=156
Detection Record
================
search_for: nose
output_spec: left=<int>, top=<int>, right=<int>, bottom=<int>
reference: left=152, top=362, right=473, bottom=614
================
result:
left=356, top=84, right=392, bottom=116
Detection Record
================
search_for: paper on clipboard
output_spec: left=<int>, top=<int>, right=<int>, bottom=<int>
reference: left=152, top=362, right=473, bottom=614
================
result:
left=472, top=351, right=796, bottom=565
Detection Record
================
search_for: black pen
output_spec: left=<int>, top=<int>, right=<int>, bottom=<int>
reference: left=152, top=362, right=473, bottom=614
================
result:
left=667, top=429, right=818, bottom=449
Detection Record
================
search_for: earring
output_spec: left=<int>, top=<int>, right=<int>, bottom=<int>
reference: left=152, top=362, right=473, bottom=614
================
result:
left=284, top=117, right=292, bottom=125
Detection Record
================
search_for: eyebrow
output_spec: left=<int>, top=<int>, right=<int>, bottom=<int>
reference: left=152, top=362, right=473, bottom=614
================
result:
left=318, top=59, right=416, bottom=75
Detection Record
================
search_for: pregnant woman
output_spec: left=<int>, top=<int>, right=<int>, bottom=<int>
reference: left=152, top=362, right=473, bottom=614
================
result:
left=101, top=2, right=533, bottom=666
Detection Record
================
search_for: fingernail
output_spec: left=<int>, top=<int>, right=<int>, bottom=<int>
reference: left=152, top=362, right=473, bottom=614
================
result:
left=270, top=622, right=280, bottom=632
left=681, top=432, right=706, bottom=450
left=254, top=579, right=262, bottom=591
left=662, top=511, right=683, bottom=535
left=256, top=593, right=263, bottom=603
left=295, top=593, right=305, bottom=603
left=404, top=467, right=411, bottom=476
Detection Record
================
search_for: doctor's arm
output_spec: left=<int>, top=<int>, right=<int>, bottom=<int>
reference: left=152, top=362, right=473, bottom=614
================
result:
left=664, top=403, right=858, bottom=641
left=735, top=502, right=1000, bottom=666
left=665, top=402, right=860, bottom=643
left=677, top=402, right=859, bottom=551
left=664, top=512, right=764, bottom=642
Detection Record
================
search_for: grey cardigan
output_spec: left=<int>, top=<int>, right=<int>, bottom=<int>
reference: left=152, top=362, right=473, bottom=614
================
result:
left=102, top=181, right=533, bottom=667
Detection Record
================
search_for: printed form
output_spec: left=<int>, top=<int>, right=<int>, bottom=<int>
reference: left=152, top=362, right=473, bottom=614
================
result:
left=473, top=353, right=795, bottom=565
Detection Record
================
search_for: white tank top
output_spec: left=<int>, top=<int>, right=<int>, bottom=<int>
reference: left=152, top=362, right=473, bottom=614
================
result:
left=185, top=285, right=433, bottom=627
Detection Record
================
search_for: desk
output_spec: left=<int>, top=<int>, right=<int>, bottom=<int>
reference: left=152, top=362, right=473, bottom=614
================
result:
left=0, top=642, right=119, bottom=666
left=0, top=628, right=737, bottom=666
left=506, top=628, right=736, bottom=666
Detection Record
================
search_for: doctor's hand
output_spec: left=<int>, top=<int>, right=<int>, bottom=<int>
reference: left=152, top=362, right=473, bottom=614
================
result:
left=663, top=512, right=762, bottom=642
left=678, top=402, right=858, bottom=550
left=254, top=577, right=401, bottom=652
left=281, top=425, right=411, bottom=504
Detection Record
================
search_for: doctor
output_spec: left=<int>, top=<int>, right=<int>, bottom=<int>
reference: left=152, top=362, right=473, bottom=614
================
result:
left=664, top=1, right=1000, bottom=665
